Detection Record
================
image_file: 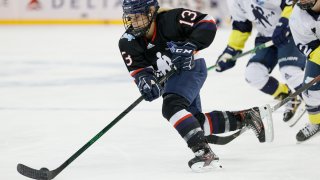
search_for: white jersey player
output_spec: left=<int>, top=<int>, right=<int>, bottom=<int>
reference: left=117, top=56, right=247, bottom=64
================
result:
left=215, top=0, right=307, bottom=125
left=289, top=0, right=320, bottom=142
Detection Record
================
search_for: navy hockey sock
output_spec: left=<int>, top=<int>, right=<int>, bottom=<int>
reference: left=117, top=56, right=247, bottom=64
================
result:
left=169, top=109, right=206, bottom=148
left=195, top=111, right=242, bottom=135
left=260, top=76, right=290, bottom=100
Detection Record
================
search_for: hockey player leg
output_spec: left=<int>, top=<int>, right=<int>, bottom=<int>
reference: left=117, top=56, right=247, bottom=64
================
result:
left=162, top=94, right=221, bottom=172
left=296, top=61, right=320, bottom=142
left=245, top=62, right=290, bottom=100
left=196, top=111, right=243, bottom=136
left=196, top=106, right=273, bottom=144
left=195, top=110, right=245, bottom=144
left=297, top=91, right=320, bottom=142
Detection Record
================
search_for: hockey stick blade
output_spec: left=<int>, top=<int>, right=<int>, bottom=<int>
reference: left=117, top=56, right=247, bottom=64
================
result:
left=17, top=163, right=55, bottom=180
left=289, top=110, right=306, bottom=127
left=288, top=103, right=307, bottom=127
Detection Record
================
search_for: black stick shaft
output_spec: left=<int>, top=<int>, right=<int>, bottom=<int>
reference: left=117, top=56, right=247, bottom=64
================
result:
left=49, top=70, right=176, bottom=178
left=51, top=96, right=144, bottom=178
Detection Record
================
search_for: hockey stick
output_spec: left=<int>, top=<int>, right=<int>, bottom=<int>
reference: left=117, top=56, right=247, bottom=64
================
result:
left=207, top=75, right=320, bottom=145
left=17, top=69, right=177, bottom=180
left=18, top=53, right=261, bottom=180
left=207, top=40, right=274, bottom=71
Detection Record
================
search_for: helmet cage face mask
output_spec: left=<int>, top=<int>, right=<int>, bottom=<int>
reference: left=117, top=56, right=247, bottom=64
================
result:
left=297, top=0, right=317, bottom=10
left=122, top=0, right=159, bottom=37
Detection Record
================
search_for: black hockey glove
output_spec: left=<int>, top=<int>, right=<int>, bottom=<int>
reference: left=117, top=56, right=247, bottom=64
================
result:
left=167, top=41, right=197, bottom=71
left=133, top=67, right=163, bottom=102
left=272, top=17, right=290, bottom=47
left=215, top=46, right=242, bottom=72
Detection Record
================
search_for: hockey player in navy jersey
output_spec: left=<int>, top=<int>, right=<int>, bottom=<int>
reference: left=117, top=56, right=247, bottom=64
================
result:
left=215, top=0, right=307, bottom=126
left=119, top=0, right=274, bottom=172
left=289, top=0, right=320, bottom=142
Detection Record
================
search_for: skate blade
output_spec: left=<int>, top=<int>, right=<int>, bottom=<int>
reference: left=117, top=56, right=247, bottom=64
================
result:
left=258, top=104, right=274, bottom=142
left=190, top=160, right=222, bottom=173
left=287, top=102, right=306, bottom=127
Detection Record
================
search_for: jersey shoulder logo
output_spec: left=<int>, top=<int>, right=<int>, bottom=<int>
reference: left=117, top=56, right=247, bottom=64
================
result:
left=147, top=43, right=155, bottom=49
left=251, top=4, right=273, bottom=28
left=121, top=33, right=135, bottom=42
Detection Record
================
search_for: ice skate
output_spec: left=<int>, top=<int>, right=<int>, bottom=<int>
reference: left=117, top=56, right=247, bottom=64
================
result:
left=188, top=143, right=221, bottom=172
left=296, top=123, right=320, bottom=143
left=283, top=97, right=306, bottom=127
left=241, top=105, right=274, bottom=143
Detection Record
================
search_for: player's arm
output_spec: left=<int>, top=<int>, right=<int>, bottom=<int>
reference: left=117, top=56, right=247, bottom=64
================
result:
left=280, top=0, right=294, bottom=19
left=227, top=19, right=253, bottom=51
left=225, top=0, right=253, bottom=52
left=272, top=0, right=294, bottom=46
left=214, top=18, right=252, bottom=72
left=213, top=0, right=253, bottom=72
left=212, top=20, right=252, bottom=72
left=118, top=35, right=162, bottom=102
left=176, top=8, right=217, bottom=50
left=119, top=37, right=148, bottom=75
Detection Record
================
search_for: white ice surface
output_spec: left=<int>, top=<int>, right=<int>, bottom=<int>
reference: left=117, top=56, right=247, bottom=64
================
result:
left=0, top=25, right=319, bottom=180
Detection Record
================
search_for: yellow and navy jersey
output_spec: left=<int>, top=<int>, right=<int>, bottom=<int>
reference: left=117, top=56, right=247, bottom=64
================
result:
left=227, top=0, right=293, bottom=50
left=118, top=8, right=217, bottom=78
left=290, top=5, right=320, bottom=66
